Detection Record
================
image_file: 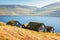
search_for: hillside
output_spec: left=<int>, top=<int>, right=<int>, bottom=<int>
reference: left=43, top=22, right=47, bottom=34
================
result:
left=34, top=2, right=60, bottom=16
left=0, top=5, right=37, bottom=15
left=0, top=22, right=60, bottom=40
left=0, top=2, right=60, bottom=16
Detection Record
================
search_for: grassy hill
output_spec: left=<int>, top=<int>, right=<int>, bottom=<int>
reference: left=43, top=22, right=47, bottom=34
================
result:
left=0, top=22, right=60, bottom=40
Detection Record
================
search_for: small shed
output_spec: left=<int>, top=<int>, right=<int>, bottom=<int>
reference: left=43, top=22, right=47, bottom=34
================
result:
left=7, top=20, right=22, bottom=28
left=25, top=22, right=46, bottom=32
left=45, top=26, right=54, bottom=32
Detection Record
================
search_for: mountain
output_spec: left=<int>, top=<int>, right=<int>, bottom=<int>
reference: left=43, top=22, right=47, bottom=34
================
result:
left=0, top=5, right=37, bottom=16
left=34, top=2, right=60, bottom=16
left=0, top=2, right=60, bottom=16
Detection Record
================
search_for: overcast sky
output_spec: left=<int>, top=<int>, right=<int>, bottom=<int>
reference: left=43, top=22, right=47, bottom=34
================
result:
left=0, top=0, right=60, bottom=8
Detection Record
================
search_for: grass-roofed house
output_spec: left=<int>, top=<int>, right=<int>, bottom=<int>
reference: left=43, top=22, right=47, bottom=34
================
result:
left=45, top=26, right=54, bottom=32
left=7, top=20, right=23, bottom=28
left=24, top=22, right=46, bottom=32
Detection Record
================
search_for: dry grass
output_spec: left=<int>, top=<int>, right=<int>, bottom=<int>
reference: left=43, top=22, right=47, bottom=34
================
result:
left=0, top=22, right=60, bottom=40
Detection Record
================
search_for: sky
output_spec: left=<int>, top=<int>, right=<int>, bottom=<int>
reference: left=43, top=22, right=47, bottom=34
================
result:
left=0, top=0, right=60, bottom=8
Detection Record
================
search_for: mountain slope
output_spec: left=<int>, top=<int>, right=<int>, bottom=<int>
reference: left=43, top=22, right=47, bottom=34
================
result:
left=0, top=2, right=60, bottom=16
left=34, top=2, right=60, bottom=16
left=0, top=5, right=37, bottom=15
left=0, top=22, right=60, bottom=40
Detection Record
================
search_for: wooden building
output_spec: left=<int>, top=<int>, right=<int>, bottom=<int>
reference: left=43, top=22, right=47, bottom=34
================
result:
left=7, top=20, right=22, bottom=28
left=24, top=22, right=46, bottom=32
